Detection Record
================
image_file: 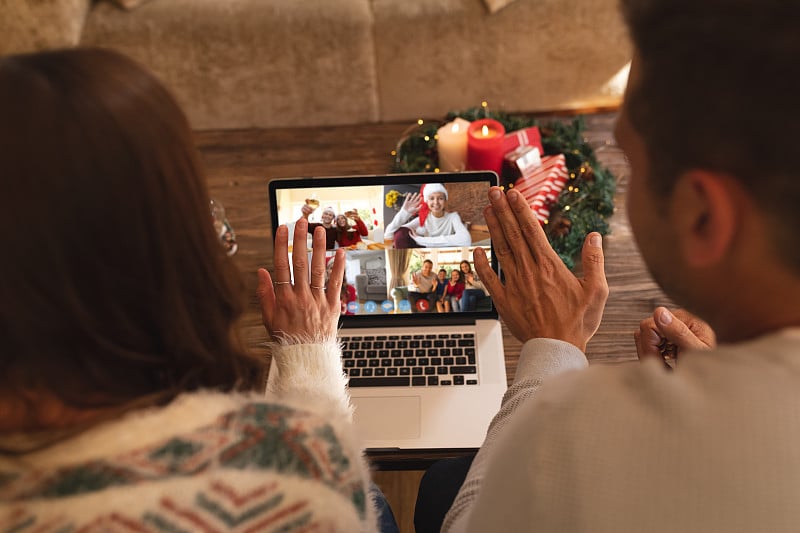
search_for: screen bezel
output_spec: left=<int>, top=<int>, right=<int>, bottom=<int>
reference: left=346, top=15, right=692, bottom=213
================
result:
left=268, top=171, right=500, bottom=326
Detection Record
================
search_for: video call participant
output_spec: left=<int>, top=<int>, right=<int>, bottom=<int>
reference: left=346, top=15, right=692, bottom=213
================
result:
left=408, top=259, right=437, bottom=312
left=384, top=183, right=471, bottom=249
left=437, top=269, right=465, bottom=313
left=335, top=211, right=369, bottom=248
left=434, top=268, right=448, bottom=305
left=459, top=260, right=488, bottom=312
left=300, top=203, right=337, bottom=249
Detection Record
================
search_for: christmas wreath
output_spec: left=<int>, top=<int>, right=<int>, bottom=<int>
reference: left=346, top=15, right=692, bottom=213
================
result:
left=390, top=105, right=616, bottom=270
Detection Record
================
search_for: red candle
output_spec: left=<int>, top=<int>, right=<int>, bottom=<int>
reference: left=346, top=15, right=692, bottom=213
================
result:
left=467, top=119, right=506, bottom=176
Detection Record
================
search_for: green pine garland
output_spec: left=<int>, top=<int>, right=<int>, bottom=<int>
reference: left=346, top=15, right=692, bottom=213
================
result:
left=390, top=107, right=616, bottom=270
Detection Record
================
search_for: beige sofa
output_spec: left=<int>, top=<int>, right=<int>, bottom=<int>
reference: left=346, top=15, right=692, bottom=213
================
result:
left=1, top=0, right=631, bottom=130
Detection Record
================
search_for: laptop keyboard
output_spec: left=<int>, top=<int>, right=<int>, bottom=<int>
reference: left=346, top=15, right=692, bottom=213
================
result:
left=341, top=333, right=478, bottom=387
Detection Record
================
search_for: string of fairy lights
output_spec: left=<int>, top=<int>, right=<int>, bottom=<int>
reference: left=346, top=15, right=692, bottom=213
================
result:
left=389, top=102, right=616, bottom=270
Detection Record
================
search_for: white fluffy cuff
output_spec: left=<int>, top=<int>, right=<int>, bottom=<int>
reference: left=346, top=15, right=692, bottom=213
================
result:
left=266, top=336, right=352, bottom=417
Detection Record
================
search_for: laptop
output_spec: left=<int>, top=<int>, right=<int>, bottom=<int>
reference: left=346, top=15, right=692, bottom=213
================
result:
left=267, top=172, right=507, bottom=452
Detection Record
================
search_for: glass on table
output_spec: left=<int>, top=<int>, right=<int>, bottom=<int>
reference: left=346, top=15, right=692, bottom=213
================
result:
left=344, top=208, right=359, bottom=232
left=210, top=198, right=238, bottom=256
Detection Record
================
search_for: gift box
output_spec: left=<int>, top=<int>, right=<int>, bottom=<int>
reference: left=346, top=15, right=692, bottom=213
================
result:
left=502, top=145, right=542, bottom=184
left=512, top=153, right=569, bottom=223
left=502, top=126, right=543, bottom=155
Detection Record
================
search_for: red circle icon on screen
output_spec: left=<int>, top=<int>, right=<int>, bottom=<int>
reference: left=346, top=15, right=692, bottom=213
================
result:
left=416, top=299, right=430, bottom=311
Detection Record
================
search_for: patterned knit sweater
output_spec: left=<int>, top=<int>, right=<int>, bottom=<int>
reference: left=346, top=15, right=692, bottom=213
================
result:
left=0, top=341, right=378, bottom=532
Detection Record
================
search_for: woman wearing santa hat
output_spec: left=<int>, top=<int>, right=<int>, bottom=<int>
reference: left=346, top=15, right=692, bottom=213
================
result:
left=383, top=183, right=471, bottom=248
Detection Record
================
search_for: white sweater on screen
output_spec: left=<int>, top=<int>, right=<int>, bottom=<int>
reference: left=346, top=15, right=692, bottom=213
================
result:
left=384, top=209, right=471, bottom=247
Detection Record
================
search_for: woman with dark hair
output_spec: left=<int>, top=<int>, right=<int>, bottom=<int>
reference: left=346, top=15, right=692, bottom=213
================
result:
left=459, top=260, right=488, bottom=312
left=335, top=211, right=369, bottom=248
left=436, top=269, right=465, bottom=313
left=0, top=48, right=386, bottom=531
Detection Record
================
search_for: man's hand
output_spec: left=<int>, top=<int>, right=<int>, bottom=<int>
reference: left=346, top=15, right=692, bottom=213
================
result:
left=634, top=307, right=716, bottom=361
left=474, top=187, right=609, bottom=351
left=402, top=192, right=422, bottom=215
left=257, top=219, right=345, bottom=343
left=300, top=204, right=315, bottom=218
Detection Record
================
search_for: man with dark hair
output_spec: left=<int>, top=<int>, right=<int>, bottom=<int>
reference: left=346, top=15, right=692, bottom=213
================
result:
left=428, top=0, right=800, bottom=530
left=408, top=258, right=438, bottom=312
left=300, top=203, right=337, bottom=249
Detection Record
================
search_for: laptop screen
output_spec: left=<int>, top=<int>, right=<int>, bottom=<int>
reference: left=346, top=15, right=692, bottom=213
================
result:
left=268, top=172, right=498, bottom=324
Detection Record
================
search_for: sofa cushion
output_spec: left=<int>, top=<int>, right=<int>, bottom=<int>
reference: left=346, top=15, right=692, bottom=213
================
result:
left=80, top=0, right=379, bottom=129
left=372, top=0, right=631, bottom=121
left=1, top=0, right=630, bottom=130
left=365, top=268, right=386, bottom=287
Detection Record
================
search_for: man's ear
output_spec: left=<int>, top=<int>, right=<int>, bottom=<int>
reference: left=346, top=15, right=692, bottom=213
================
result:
left=670, top=170, right=740, bottom=267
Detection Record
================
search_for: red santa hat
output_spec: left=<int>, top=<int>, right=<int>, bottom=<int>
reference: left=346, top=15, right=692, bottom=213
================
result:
left=418, top=183, right=448, bottom=227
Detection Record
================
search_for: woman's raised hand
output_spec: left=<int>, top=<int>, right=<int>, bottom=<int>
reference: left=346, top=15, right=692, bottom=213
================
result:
left=257, top=219, right=346, bottom=343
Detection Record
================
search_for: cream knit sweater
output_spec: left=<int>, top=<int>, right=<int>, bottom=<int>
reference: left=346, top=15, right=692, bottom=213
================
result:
left=383, top=209, right=471, bottom=247
left=444, top=329, right=800, bottom=532
left=0, top=340, right=378, bottom=532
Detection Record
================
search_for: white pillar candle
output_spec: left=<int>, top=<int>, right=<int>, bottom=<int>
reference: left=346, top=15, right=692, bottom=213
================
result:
left=436, top=117, right=471, bottom=172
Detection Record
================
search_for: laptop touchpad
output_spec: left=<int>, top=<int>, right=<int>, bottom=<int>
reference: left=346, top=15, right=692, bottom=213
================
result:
left=352, top=396, right=421, bottom=440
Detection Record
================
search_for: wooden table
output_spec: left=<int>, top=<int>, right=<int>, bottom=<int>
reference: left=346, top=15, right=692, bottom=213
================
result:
left=197, top=111, right=670, bottom=380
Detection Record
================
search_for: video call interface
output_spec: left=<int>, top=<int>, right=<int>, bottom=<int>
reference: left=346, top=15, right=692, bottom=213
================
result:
left=273, top=180, right=494, bottom=316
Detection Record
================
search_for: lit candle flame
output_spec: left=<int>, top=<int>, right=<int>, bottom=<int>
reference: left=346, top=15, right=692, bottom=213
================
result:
left=451, top=122, right=460, bottom=133
left=481, top=125, right=489, bottom=137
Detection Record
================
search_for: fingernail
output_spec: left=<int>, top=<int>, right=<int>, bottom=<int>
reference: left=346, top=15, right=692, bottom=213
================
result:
left=658, top=308, right=673, bottom=326
left=490, top=189, right=502, bottom=200
left=590, top=234, right=602, bottom=247
left=507, top=190, right=519, bottom=202
left=649, top=329, right=661, bottom=343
